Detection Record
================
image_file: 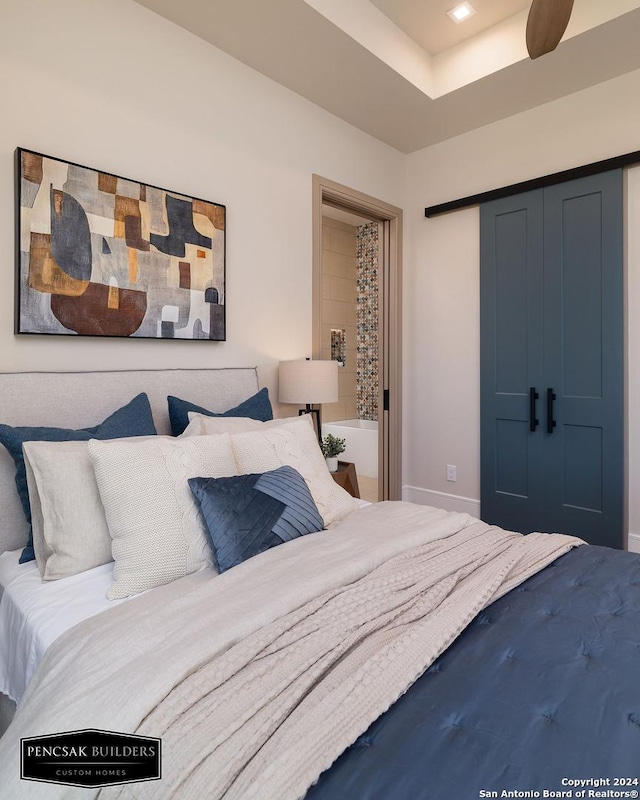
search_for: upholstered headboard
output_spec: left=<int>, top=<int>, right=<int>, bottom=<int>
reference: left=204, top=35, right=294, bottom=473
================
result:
left=0, top=368, right=260, bottom=555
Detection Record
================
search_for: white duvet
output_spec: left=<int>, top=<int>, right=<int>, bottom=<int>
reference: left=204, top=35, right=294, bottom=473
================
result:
left=0, top=502, right=582, bottom=799
left=0, top=552, right=127, bottom=703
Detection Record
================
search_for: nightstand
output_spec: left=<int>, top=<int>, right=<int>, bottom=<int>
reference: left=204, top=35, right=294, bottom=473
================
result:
left=330, top=461, right=360, bottom=499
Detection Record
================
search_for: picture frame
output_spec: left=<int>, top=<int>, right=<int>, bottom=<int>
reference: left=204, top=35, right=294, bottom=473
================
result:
left=15, top=148, right=226, bottom=341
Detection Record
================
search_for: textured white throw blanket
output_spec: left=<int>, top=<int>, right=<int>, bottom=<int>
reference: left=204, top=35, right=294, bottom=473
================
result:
left=0, top=503, right=582, bottom=800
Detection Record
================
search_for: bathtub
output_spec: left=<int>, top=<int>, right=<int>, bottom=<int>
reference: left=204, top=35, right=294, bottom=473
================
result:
left=321, top=419, right=378, bottom=479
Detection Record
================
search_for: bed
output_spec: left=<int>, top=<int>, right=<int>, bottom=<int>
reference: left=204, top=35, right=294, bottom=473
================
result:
left=0, top=368, right=638, bottom=800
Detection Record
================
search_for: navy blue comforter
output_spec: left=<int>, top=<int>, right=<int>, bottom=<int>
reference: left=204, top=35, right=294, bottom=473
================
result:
left=308, top=544, right=640, bottom=800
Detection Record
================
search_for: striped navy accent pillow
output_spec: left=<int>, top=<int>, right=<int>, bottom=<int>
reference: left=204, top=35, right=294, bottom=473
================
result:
left=188, top=465, right=324, bottom=573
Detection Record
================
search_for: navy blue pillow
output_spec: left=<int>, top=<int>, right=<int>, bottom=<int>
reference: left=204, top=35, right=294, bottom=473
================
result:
left=0, top=392, right=157, bottom=564
left=168, top=387, right=273, bottom=437
left=189, top=465, right=324, bottom=573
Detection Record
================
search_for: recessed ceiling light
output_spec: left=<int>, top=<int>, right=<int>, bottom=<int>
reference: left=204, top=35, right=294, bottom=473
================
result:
left=447, top=2, right=476, bottom=24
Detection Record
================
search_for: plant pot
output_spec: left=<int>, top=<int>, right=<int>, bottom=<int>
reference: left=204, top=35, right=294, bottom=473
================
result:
left=325, top=457, right=339, bottom=473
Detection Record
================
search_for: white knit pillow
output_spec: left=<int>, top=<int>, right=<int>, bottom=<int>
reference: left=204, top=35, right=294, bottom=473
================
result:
left=180, top=413, right=301, bottom=438
left=88, top=434, right=237, bottom=599
left=230, top=417, right=358, bottom=527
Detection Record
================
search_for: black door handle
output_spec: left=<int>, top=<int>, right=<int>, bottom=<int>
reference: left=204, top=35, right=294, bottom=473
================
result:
left=529, top=387, right=539, bottom=432
left=547, top=388, right=557, bottom=434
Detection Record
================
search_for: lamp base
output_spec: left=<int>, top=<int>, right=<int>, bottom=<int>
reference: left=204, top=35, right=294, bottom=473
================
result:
left=299, top=406, right=321, bottom=444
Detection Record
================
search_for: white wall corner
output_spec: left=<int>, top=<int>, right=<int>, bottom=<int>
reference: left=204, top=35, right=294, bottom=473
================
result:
left=628, top=532, right=640, bottom=554
left=403, top=485, right=481, bottom=518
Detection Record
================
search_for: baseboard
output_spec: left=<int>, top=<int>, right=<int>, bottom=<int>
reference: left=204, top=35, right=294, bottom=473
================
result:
left=402, top=486, right=481, bottom=518
left=404, top=487, right=640, bottom=552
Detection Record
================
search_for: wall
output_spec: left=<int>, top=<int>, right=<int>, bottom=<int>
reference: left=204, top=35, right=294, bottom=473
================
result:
left=404, top=67, right=640, bottom=551
left=7, top=0, right=640, bottom=549
left=320, top=217, right=357, bottom=423
left=0, top=0, right=404, bottom=416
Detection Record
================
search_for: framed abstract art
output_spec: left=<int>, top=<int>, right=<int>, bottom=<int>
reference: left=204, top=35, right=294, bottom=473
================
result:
left=15, top=148, right=226, bottom=340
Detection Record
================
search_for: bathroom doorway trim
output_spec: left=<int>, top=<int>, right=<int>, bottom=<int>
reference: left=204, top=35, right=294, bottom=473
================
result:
left=312, top=175, right=403, bottom=501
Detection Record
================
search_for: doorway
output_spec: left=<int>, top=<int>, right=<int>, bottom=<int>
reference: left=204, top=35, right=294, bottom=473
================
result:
left=312, top=175, right=403, bottom=502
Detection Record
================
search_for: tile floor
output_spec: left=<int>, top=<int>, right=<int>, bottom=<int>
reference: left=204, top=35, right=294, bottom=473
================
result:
left=358, top=475, right=379, bottom=504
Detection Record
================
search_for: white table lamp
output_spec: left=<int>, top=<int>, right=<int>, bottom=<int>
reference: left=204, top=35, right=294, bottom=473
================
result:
left=278, top=359, right=338, bottom=440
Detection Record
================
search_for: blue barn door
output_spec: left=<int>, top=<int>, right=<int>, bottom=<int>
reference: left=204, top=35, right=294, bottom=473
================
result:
left=481, top=170, right=623, bottom=548
left=480, top=191, right=545, bottom=535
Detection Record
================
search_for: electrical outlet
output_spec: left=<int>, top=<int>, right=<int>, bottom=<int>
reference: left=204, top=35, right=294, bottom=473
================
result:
left=446, top=464, right=457, bottom=482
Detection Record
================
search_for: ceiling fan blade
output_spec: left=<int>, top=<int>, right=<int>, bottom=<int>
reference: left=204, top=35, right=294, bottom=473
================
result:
left=526, top=0, right=574, bottom=59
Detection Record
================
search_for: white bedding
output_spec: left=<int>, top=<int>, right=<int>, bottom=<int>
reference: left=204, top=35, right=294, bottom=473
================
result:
left=0, top=550, right=126, bottom=703
left=0, top=502, right=582, bottom=800
left=0, top=500, right=371, bottom=705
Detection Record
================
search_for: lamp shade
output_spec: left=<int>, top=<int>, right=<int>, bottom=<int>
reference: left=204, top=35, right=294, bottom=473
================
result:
left=279, top=360, right=339, bottom=405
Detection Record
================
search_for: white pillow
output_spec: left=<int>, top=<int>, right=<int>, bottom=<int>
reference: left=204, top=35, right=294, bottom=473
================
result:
left=230, top=417, right=358, bottom=527
left=23, top=439, right=113, bottom=580
left=88, top=434, right=237, bottom=599
left=181, top=413, right=305, bottom=438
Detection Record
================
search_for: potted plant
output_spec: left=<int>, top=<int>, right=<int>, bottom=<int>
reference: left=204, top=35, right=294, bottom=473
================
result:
left=321, top=433, right=346, bottom=473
